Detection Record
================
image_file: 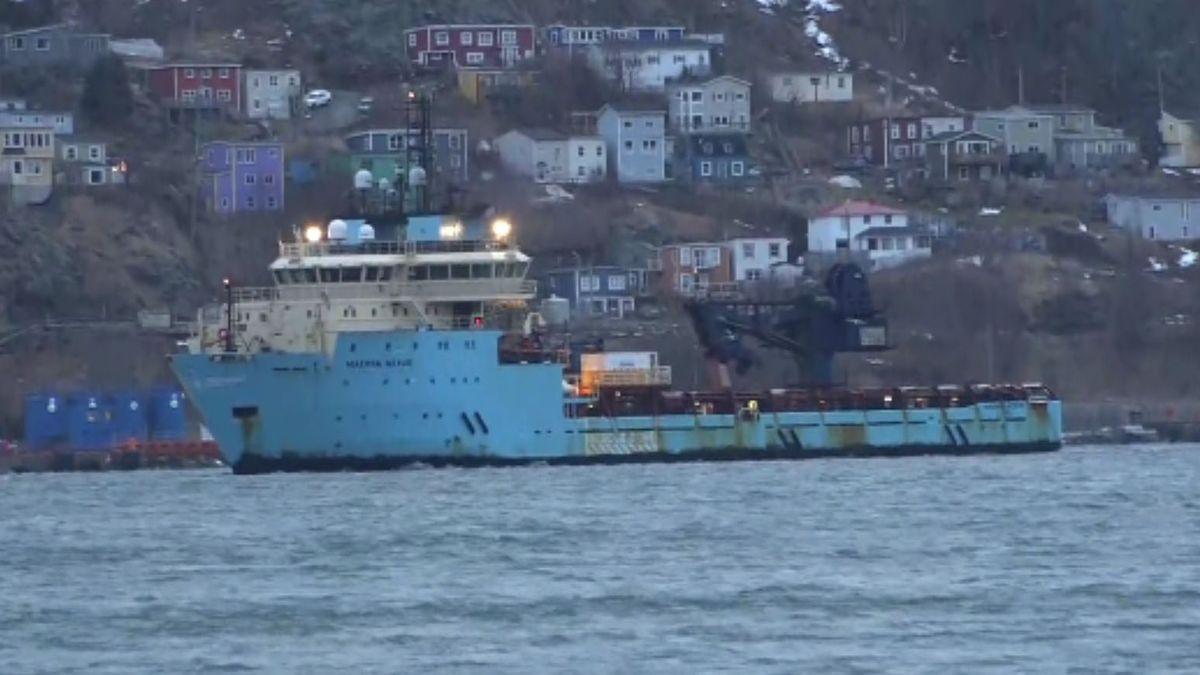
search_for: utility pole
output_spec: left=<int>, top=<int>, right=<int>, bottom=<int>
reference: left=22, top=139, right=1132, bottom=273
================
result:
left=1017, top=66, right=1025, bottom=105
left=1060, top=66, right=1068, bottom=104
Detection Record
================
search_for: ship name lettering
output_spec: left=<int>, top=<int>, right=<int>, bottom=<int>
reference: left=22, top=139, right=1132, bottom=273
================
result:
left=344, top=359, right=413, bottom=369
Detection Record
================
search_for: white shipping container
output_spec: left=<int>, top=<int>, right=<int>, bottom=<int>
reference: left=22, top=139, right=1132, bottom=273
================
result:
left=581, top=351, right=657, bottom=371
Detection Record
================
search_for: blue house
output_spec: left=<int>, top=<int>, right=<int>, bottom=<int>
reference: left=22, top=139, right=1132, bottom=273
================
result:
left=545, top=25, right=686, bottom=48
left=677, top=132, right=752, bottom=185
left=542, top=266, right=645, bottom=318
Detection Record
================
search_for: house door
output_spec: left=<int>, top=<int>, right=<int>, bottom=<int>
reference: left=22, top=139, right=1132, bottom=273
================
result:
left=501, top=46, right=519, bottom=66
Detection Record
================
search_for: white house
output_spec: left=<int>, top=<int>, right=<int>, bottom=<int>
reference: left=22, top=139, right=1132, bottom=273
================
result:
left=808, top=200, right=930, bottom=269
left=768, top=72, right=853, bottom=103
left=725, top=237, right=790, bottom=281
left=596, top=104, right=667, bottom=183
left=244, top=69, right=302, bottom=119
left=587, top=40, right=712, bottom=92
left=494, top=128, right=606, bottom=183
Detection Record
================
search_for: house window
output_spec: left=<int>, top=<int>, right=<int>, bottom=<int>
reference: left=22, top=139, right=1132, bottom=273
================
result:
left=742, top=243, right=754, bottom=259
left=88, top=146, right=101, bottom=160
left=851, top=127, right=860, bottom=142
left=673, top=54, right=686, bottom=64
left=268, top=75, right=279, bottom=86
left=245, top=174, right=257, bottom=185
left=624, top=140, right=633, bottom=151
left=202, top=68, right=213, bottom=78
left=87, top=168, right=104, bottom=185
left=501, top=30, right=517, bottom=45
left=746, top=269, right=762, bottom=281
left=388, top=134, right=402, bottom=151
left=958, top=165, right=970, bottom=180
left=578, top=166, right=586, bottom=177
left=181, top=89, right=196, bottom=101
left=220, top=197, right=230, bottom=210
left=11, top=160, right=21, bottom=174
left=731, top=161, right=745, bottom=176
left=863, top=215, right=873, bottom=225
left=408, top=33, right=417, bottom=47
left=183, top=68, right=195, bottom=78
left=461, top=31, right=473, bottom=46
left=642, top=139, right=657, bottom=151
left=907, top=123, right=918, bottom=138
left=267, top=196, right=278, bottom=209
left=867, top=238, right=879, bottom=251
left=837, top=77, right=846, bottom=88
left=217, top=90, right=232, bottom=101
left=882, top=238, right=895, bottom=251
left=890, top=123, right=900, bottom=140
left=65, top=146, right=77, bottom=160
left=264, top=174, right=275, bottom=185
left=247, top=196, right=256, bottom=209
left=435, top=31, right=449, bottom=46
left=478, top=31, right=494, bottom=46
left=577, top=145, right=585, bottom=157
left=220, top=68, right=231, bottom=78
left=700, top=161, right=713, bottom=177
left=609, top=275, right=626, bottom=291
left=1028, top=121, right=1039, bottom=129
left=237, top=148, right=257, bottom=164
left=450, top=155, right=462, bottom=168
left=768, top=243, right=781, bottom=257
left=466, top=52, right=485, bottom=65
left=8, top=37, right=24, bottom=50
left=35, top=37, right=50, bottom=51
left=623, top=120, right=633, bottom=128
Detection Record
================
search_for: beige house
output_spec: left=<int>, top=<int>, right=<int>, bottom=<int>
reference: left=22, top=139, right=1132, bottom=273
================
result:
left=667, top=74, right=751, bottom=133
left=1160, top=111, right=1200, bottom=168
left=244, top=69, right=302, bottom=120
left=768, top=71, right=853, bottom=103
left=1, top=126, right=54, bottom=204
left=494, top=128, right=607, bottom=184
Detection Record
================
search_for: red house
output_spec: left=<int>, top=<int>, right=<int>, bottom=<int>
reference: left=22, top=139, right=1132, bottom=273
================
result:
left=404, top=24, right=535, bottom=69
left=145, top=63, right=243, bottom=111
left=847, top=116, right=922, bottom=167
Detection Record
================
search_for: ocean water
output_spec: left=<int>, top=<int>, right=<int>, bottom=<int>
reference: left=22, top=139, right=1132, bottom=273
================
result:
left=3, top=445, right=1199, bottom=674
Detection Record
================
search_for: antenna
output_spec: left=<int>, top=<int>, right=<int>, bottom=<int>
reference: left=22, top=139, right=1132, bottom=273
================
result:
left=402, top=90, right=435, bottom=214
left=1017, top=66, right=1025, bottom=105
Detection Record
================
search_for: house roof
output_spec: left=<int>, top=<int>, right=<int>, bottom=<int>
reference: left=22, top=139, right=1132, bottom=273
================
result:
left=598, top=39, right=712, bottom=52
left=155, top=62, right=242, bottom=69
left=1055, top=126, right=1134, bottom=141
left=818, top=200, right=907, bottom=218
left=926, top=129, right=1000, bottom=144
left=1020, top=103, right=1096, bottom=114
left=406, top=23, right=535, bottom=31
left=507, top=127, right=567, bottom=141
left=599, top=103, right=665, bottom=116
left=667, top=74, right=750, bottom=88
left=0, top=23, right=106, bottom=38
left=855, top=225, right=929, bottom=238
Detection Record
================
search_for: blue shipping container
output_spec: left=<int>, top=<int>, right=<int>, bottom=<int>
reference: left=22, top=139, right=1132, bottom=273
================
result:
left=112, top=391, right=150, bottom=445
left=149, top=388, right=189, bottom=441
left=24, top=393, right=69, bottom=451
left=67, top=392, right=120, bottom=452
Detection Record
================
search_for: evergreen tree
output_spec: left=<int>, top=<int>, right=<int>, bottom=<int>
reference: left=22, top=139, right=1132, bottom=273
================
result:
left=81, top=55, right=134, bottom=127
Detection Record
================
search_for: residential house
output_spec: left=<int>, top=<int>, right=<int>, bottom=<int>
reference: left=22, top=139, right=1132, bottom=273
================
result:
left=922, top=116, right=966, bottom=139
left=0, top=23, right=110, bottom=70
left=0, top=110, right=73, bottom=135
left=847, top=115, right=963, bottom=167
left=343, top=128, right=470, bottom=186
left=542, top=265, right=644, bottom=317
left=667, top=75, right=751, bottom=133
left=1160, top=111, right=1200, bottom=168
left=1105, top=193, right=1200, bottom=242
left=808, top=200, right=930, bottom=269
left=199, top=141, right=285, bottom=214
left=586, top=40, right=711, bottom=92
left=768, top=72, right=853, bottom=104
left=545, top=25, right=686, bottom=48
left=0, top=97, right=26, bottom=111
left=0, top=125, right=55, bottom=205
left=495, top=128, right=606, bottom=184
left=597, top=104, right=667, bottom=183
left=1020, top=104, right=1138, bottom=171
left=676, top=132, right=752, bottom=185
left=403, top=24, right=535, bottom=69
left=457, top=69, right=537, bottom=105
left=145, top=63, right=243, bottom=113
left=244, top=69, right=302, bottom=120
left=924, top=130, right=1005, bottom=182
left=652, top=242, right=733, bottom=296
left=726, top=237, right=790, bottom=281
left=56, top=136, right=121, bottom=186
left=971, top=106, right=1056, bottom=166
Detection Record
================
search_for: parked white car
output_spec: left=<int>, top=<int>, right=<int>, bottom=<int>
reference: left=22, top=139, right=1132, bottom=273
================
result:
left=304, top=89, right=332, bottom=108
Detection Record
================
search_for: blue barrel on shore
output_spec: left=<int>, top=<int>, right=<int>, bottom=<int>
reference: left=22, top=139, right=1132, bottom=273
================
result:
left=149, top=388, right=188, bottom=441
left=112, top=390, right=150, bottom=445
left=24, top=393, right=69, bottom=451
left=67, top=392, right=120, bottom=452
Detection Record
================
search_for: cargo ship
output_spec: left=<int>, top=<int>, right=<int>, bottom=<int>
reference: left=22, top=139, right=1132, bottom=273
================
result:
left=170, top=210, right=1062, bottom=474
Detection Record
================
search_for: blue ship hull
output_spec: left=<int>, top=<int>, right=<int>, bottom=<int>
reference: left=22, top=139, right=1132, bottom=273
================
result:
left=171, top=330, right=1063, bottom=474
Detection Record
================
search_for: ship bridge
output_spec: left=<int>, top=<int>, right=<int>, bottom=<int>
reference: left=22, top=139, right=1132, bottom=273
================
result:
left=189, top=215, right=537, bottom=356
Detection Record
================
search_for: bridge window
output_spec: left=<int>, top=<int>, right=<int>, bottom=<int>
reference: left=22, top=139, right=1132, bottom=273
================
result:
left=379, top=266, right=394, bottom=281
left=408, top=265, right=429, bottom=281
left=342, top=266, right=362, bottom=282
left=303, top=268, right=317, bottom=283
left=450, top=264, right=470, bottom=279
left=471, top=263, right=493, bottom=278
left=365, top=266, right=381, bottom=281
left=319, top=268, right=339, bottom=283
left=273, top=270, right=286, bottom=284
left=429, top=265, right=450, bottom=280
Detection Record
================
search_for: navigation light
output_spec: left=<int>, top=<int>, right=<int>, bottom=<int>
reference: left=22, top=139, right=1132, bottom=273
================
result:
left=304, top=225, right=323, bottom=243
left=491, top=218, right=512, bottom=240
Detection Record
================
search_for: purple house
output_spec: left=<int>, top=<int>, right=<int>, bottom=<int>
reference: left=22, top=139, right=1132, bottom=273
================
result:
left=199, top=141, right=285, bottom=214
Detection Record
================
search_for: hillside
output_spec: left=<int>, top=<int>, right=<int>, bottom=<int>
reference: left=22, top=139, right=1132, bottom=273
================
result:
left=1, top=0, right=1199, bottom=434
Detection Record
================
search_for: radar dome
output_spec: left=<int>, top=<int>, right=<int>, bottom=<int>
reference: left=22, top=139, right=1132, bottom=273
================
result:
left=377, top=177, right=391, bottom=190
left=359, top=224, right=376, bottom=241
left=408, top=166, right=427, bottom=187
left=327, top=219, right=348, bottom=240
left=353, top=169, right=374, bottom=190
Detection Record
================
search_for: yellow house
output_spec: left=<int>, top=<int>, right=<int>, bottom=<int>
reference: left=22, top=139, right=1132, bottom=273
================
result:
left=457, top=69, right=537, bottom=106
left=1, top=126, right=55, bottom=204
left=1160, top=111, right=1200, bottom=168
